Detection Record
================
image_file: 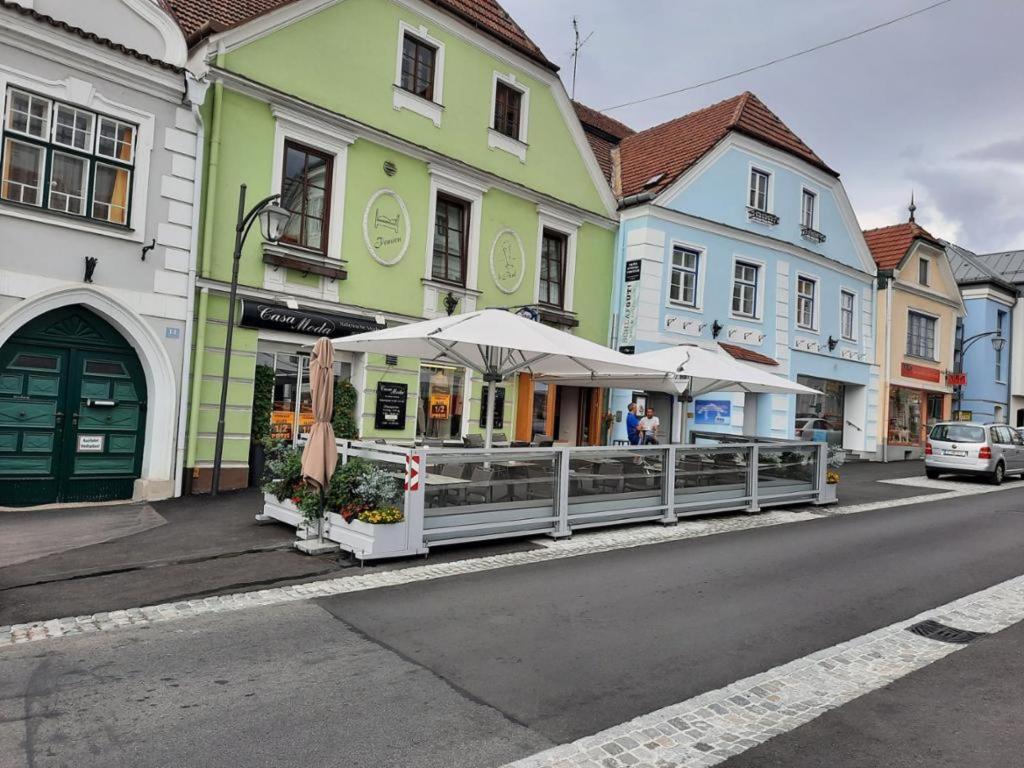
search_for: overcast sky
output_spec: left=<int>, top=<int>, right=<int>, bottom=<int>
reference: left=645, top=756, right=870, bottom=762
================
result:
left=502, top=0, right=1024, bottom=254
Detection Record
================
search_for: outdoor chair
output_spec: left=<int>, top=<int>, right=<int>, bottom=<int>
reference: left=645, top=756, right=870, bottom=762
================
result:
left=526, top=465, right=554, bottom=501
left=464, top=466, right=494, bottom=504
left=595, top=461, right=624, bottom=494
left=463, top=433, right=485, bottom=449
left=491, top=432, right=509, bottom=446
left=424, top=438, right=444, bottom=448
left=511, top=440, right=531, bottom=448
left=623, top=460, right=656, bottom=492
left=532, top=436, right=554, bottom=447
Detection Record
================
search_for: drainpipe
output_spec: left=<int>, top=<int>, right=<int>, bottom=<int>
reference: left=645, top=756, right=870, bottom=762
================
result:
left=173, top=74, right=209, bottom=495
left=199, top=51, right=225, bottom=279
left=882, top=272, right=893, bottom=462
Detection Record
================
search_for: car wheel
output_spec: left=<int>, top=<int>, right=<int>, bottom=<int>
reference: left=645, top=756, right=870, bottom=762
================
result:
left=990, top=461, right=1005, bottom=486
left=925, top=469, right=940, bottom=480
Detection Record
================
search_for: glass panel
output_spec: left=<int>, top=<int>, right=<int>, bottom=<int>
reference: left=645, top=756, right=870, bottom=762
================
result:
left=567, top=448, right=665, bottom=504
left=888, top=386, right=923, bottom=445
left=417, top=365, right=464, bottom=440
left=11, top=353, right=59, bottom=371
left=930, top=424, right=984, bottom=443
left=280, top=143, right=332, bottom=251
left=532, top=382, right=549, bottom=438
left=96, top=117, right=135, bottom=161
left=422, top=451, right=556, bottom=515
left=675, top=446, right=749, bottom=500
left=794, top=376, right=845, bottom=446
left=757, top=445, right=816, bottom=494
left=92, top=164, right=130, bottom=224
left=1, top=139, right=45, bottom=205
left=53, top=104, right=94, bottom=150
left=5, top=89, right=50, bottom=138
left=49, top=152, right=89, bottom=215
left=83, top=360, right=127, bottom=376
left=270, top=354, right=299, bottom=442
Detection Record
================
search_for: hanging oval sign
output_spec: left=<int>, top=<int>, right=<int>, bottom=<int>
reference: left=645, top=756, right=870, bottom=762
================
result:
left=489, top=228, right=526, bottom=294
left=363, top=189, right=411, bottom=266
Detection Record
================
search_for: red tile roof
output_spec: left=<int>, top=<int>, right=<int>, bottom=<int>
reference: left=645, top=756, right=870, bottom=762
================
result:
left=166, top=0, right=556, bottom=70
left=862, top=222, right=943, bottom=271
left=617, top=91, right=836, bottom=199
left=719, top=342, right=779, bottom=367
left=572, top=101, right=634, bottom=185
left=0, top=0, right=182, bottom=73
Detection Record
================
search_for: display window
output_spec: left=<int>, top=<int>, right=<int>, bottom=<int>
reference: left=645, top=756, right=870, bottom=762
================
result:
left=794, top=375, right=845, bottom=446
left=417, top=365, right=464, bottom=439
left=257, top=348, right=351, bottom=444
left=888, top=386, right=924, bottom=446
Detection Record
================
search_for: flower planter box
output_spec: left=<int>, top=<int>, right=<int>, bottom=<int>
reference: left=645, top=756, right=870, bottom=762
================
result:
left=819, top=482, right=838, bottom=505
left=325, top=512, right=416, bottom=560
left=261, top=493, right=317, bottom=539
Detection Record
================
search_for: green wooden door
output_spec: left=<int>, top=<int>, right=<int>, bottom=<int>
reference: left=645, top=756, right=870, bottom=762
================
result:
left=0, top=307, right=147, bottom=506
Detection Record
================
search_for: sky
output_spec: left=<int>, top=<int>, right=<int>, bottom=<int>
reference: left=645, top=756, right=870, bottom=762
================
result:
left=501, top=0, right=1024, bottom=254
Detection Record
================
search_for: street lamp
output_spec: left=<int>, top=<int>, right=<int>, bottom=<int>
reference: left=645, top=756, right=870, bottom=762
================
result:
left=953, top=330, right=1005, bottom=416
left=210, top=184, right=292, bottom=496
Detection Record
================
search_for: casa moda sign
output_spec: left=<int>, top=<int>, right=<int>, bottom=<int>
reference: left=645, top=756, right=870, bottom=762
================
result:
left=240, top=301, right=382, bottom=337
left=363, top=189, right=410, bottom=266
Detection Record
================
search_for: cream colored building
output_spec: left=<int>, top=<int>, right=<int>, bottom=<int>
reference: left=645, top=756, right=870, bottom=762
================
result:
left=865, top=215, right=965, bottom=460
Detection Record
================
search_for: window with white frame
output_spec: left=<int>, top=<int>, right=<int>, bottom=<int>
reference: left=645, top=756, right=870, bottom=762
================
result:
left=840, top=290, right=856, bottom=340
left=748, top=168, right=770, bottom=211
left=732, top=261, right=759, bottom=318
left=1, top=87, right=136, bottom=225
left=918, top=257, right=929, bottom=286
left=669, top=245, right=700, bottom=307
left=907, top=311, right=937, bottom=359
left=801, top=189, right=817, bottom=229
left=493, top=81, right=524, bottom=141
left=796, top=276, right=817, bottom=329
left=400, top=32, right=437, bottom=101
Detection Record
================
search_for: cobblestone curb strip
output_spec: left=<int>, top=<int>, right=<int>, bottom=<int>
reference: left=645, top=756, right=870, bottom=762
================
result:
left=1, top=477, right=1017, bottom=647
left=499, top=574, right=1024, bottom=768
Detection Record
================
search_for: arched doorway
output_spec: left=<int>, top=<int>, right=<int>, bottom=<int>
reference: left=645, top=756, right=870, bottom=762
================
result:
left=0, top=306, right=148, bottom=506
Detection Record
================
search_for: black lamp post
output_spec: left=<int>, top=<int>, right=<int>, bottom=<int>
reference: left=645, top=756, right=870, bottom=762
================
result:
left=210, top=184, right=292, bottom=496
left=953, top=330, right=1005, bottom=417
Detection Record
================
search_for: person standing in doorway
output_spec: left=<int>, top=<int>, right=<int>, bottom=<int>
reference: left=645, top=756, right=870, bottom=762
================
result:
left=640, top=407, right=661, bottom=444
left=626, top=402, right=641, bottom=446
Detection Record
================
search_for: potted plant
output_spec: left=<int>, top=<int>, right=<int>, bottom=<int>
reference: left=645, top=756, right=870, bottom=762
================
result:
left=820, top=445, right=845, bottom=504
left=325, top=460, right=410, bottom=558
left=259, top=442, right=310, bottom=531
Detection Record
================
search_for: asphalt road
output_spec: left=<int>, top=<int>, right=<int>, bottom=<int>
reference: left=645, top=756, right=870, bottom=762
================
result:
left=1, top=483, right=1022, bottom=766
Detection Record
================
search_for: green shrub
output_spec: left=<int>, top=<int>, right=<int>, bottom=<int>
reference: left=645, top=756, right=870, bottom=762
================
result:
left=355, top=464, right=401, bottom=509
left=260, top=442, right=304, bottom=501
left=251, top=365, right=275, bottom=444
left=333, top=379, right=359, bottom=440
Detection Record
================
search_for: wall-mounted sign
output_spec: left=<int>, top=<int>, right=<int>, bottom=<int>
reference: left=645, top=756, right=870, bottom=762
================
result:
left=693, top=399, right=731, bottom=426
left=901, top=362, right=941, bottom=383
left=946, top=372, right=967, bottom=387
left=375, top=382, right=408, bottom=430
left=619, top=259, right=642, bottom=354
left=489, top=229, right=526, bottom=294
left=363, top=189, right=411, bottom=266
left=429, top=394, right=451, bottom=420
left=240, top=300, right=383, bottom=338
left=953, top=409, right=973, bottom=422
left=479, top=386, right=506, bottom=429
left=77, top=434, right=104, bottom=453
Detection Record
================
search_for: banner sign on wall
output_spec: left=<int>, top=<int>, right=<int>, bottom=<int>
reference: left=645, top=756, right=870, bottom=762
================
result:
left=240, top=300, right=382, bottom=337
left=901, top=362, right=941, bottom=383
left=429, top=394, right=451, bottom=420
left=478, top=386, right=506, bottom=429
left=693, top=399, right=732, bottom=426
left=374, top=381, right=408, bottom=430
left=618, top=259, right=642, bottom=354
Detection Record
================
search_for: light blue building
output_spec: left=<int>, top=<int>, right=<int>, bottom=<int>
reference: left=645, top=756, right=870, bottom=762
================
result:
left=946, top=242, right=1018, bottom=424
left=583, top=93, right=879, bottom=455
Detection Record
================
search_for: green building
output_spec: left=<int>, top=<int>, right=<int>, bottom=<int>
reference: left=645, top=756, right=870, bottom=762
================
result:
left=168, top=0, right=619, bottom=491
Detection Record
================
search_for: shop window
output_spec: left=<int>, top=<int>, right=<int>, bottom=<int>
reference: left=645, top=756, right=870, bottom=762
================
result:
left=258, top=350, right=351, bottom=444
left=794, top=375, right=845, bottom=446
left=417, top=364, right=464, bottom=439
left=888, top=386, right=923, bottom=445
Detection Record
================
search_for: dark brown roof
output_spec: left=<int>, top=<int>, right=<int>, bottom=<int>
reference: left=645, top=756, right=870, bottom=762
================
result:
left=167, top=0, right=556, bottom=70
left=719, top=342, right=779, bottom=367
left=0, top=0, right=183, bottom=73
left=618, top=91, right=836, bottom=200
left=572, top=101, right=634, bottom=185
left=863, top=222, right=943, bottom=271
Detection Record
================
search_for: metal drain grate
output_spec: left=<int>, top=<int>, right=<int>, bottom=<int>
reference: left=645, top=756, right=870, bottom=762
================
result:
left=906, top=619, right=987, bottom=644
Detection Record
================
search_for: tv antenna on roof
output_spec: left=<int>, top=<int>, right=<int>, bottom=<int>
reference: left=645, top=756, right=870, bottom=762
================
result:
left=570, top=17, right=594, bottom=100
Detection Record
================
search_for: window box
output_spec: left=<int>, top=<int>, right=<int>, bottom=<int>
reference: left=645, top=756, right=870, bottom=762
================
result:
left=537, top=306, right=579, bottom=328
left=747, top=207, right=779, bottom=226
left=801, top=225, right=826, bottom=243
left=262, top=242, right=348, bottom=281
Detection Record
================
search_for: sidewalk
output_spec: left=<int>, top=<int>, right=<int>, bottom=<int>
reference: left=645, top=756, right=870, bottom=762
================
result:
left=0, top=460, right=934, bottom=627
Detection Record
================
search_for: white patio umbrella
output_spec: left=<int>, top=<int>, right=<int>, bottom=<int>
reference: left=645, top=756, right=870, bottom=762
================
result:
left=329, top=309, right=669, bottom=448
left=535, top=343, right=819, bottom=442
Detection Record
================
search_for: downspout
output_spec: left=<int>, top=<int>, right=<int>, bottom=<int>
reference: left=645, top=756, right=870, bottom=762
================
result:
left=1006, top=293, right=1016, bottom=424
left=174, top=74, right=208, bottom=495
left=882, top=272, right=893, bottom=462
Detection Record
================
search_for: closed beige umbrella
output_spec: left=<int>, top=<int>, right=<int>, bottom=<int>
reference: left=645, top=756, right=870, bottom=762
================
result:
left=301, top=338, right=337, bottom=521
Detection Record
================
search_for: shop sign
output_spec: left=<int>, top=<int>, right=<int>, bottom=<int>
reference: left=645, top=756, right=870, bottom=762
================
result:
left=363, top=189, right=411, bottom=266
left=429, top=394, right=451, bottom=420
left=77, top=434, right=104, bottom=453
left=901, top=362, right=940, bottom=382
left=619, top=259, right=642, bottom=354
left=489, top=229, right=526, bottom=294
left=240, top=300, right=383, bottom=338
left=953, top=410, right=973, bottom=422
left=270, top=411, right=294, bottom=441
left=375, top=382, right=408, bottom=430
left=946, top=372, right=967, bottom=387
left=478, top=386, right=506, bottom=429
left=694, top=399, right=731, bottom=425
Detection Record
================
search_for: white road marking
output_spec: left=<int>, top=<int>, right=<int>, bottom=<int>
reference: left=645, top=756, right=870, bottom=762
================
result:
left=2, top=474, right=1019, bottom=648
left=499, top=574, right=1024, bottom=768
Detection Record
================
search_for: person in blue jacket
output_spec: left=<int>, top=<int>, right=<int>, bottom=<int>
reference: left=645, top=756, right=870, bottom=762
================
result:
left=626, top=402, right=641, bottom=445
